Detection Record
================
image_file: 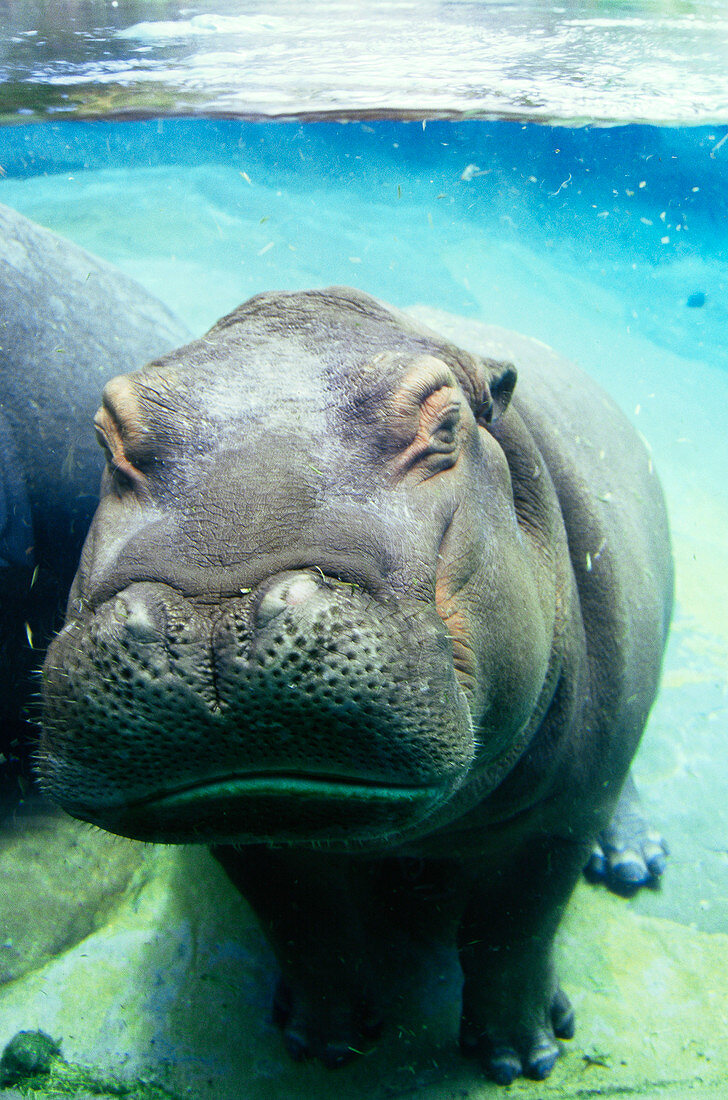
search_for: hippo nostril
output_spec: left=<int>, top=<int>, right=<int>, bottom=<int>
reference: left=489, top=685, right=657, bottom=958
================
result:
left=254, top=590, right=288, bottom=628
left=255, top=572, right=321, bottom=628
left=286, top=575, right=322, bottom=605
left=113, top=593, right=161, bottom=643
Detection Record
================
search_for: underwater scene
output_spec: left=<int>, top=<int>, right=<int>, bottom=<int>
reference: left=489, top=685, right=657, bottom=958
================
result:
left=1, top=4, right=727, bottom=1100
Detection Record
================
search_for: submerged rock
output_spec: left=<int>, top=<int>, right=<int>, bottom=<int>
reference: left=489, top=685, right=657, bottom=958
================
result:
left=0, top=1028, right=60, bottom=1086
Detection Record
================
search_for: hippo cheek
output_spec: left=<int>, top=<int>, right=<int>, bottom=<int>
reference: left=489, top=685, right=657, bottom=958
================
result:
left=433, top=491, right=554, bottom=768
left=40, top=574, right=475, bottom=848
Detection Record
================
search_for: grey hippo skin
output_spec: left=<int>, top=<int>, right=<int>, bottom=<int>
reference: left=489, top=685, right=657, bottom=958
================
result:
left=40, top=288, right=673, bottom=1084
left=0, top=202, right=189, bottom=808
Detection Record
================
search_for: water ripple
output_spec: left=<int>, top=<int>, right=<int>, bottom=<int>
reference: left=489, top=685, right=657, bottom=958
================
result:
left=1, top=0, right=728, bottom=123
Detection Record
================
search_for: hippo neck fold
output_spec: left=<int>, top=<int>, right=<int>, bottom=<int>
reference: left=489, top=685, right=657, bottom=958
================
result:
left=418, top=407, right=578, bottom=844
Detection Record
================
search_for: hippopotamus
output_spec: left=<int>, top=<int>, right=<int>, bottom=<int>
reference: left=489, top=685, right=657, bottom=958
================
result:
left=0, top=202, right=189, bottom=808
left=39, top=287, right=672, bottom=1083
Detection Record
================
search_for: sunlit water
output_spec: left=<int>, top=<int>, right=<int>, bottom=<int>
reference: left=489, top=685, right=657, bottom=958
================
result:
left=1, top=115, right=726, bottom=935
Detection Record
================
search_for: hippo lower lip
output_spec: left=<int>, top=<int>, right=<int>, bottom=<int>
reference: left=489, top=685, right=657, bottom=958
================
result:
left=129, top=773, right=445, bottom=812
left=87, top=773, right=451, bottom=847
left=42, top=570, right=476, bottom=844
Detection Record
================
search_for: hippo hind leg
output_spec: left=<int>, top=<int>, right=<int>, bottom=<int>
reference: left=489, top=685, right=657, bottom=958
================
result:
left=585, top=771, right=668, bottom=895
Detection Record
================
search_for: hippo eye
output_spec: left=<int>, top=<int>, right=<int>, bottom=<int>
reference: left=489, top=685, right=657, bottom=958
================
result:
left=94, top=425, right=117, bottom=473
left=388, top=397, right=464, bottom=482
left=94, top=424, right=110, bottom=455
left=94, top=423, right=142, bottom=495
left=430, top=405, right=461, bottom=450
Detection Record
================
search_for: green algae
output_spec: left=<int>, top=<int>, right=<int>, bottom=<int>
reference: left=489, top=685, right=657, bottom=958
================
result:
left=0, top=1030, right=60, bottom=1087
left=0, top=1028, right=182, bottom=1098
left=3, top=1054, right=183, bottom=1100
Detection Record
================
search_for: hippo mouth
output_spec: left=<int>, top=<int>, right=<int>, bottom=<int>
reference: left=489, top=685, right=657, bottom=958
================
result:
left=41, top=571, right=476, bottom=848
left=75, top=771, right=452, bottom=848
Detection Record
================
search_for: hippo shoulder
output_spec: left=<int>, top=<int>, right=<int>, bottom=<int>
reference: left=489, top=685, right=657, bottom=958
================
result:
left=0, top=411, right=32, bottom=571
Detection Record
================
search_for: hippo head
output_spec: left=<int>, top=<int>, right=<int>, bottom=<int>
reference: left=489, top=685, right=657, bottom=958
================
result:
left=40, top=288, right=560, bottom=850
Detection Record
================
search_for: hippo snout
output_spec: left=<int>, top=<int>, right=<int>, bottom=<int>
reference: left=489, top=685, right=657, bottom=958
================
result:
left=41, top=569, right=474, bottom=846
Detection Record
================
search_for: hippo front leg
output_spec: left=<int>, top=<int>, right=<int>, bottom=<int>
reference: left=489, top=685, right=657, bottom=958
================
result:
left=211, top=845, right=379, bottom=1067
left=458, top=834, right=584, bottom=1085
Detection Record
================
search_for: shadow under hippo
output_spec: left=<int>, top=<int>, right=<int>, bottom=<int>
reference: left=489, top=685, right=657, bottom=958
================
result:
left=39, top=286, right=672, bottom=1085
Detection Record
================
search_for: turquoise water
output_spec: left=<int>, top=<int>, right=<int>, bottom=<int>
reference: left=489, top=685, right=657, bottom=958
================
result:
left=0, top=115, right=727, bottom=1096
left=1, top=120, right=726, bottom=369
left=1, top=116, right=726, bottom=934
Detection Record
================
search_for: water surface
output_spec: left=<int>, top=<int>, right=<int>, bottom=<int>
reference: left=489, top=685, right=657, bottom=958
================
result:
left=2, top=0, right=728, bottom=123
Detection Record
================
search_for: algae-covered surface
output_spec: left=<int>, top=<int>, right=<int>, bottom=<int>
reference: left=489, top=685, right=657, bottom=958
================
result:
left=0, top=833, right=727, bottom=1099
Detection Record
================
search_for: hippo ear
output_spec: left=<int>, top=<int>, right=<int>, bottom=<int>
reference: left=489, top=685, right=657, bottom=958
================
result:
left=473, top=360, right=517, bottom=424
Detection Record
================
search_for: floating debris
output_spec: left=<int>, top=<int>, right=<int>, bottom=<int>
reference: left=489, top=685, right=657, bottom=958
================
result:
left=461, top=163, right=487, bottom=181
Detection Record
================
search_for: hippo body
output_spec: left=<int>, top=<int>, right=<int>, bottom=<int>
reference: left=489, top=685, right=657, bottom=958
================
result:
left=40, top=288, right=672, bottom=1083
left=0, top=202, right=189, bottom=804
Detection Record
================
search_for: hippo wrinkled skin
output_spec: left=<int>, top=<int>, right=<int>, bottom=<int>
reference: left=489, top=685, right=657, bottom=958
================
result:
left=40, top=288, right=672, bottom=1083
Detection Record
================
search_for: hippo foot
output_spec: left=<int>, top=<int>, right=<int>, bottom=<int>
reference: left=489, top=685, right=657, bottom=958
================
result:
left=272, top=977, right=382, bottom=1068
left=586, top=829, right=668, bottom=895
left=460, top=984, right=574, bottom=1085
left=585, top=772, right=668, bottom=895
